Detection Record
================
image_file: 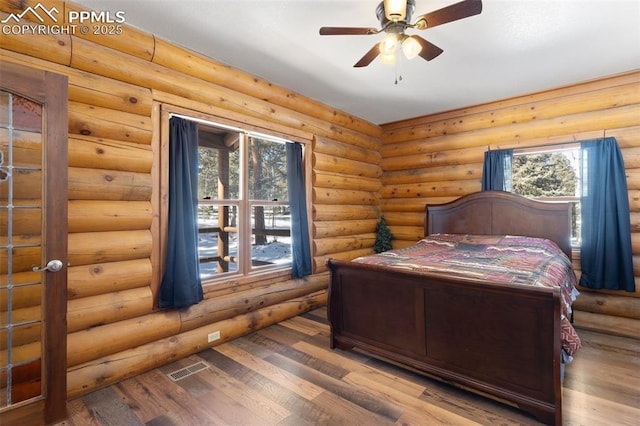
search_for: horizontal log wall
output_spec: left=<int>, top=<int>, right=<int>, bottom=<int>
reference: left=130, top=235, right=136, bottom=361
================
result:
left=312, top=136, right=382, bottom=273
left=380, top=71, right=640, bottom=336
left=2, top=0, right=636, bottom=404
left=0, top=0, right=381, bottom=400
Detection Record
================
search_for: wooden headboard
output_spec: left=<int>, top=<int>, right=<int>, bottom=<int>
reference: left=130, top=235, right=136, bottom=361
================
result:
left=425, top=191, right=572, bottom=259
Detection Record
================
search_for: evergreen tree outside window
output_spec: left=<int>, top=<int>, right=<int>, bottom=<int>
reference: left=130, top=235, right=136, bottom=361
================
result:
left=194, top=121, right=299, bottom=282
left=485, top=139, right=633, bottom=292
left=511, top=146, right=581, bottom=244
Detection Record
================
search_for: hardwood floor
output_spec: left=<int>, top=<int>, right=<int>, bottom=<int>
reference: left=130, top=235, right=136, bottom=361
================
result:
left=58, top=308, right=639, bottom=425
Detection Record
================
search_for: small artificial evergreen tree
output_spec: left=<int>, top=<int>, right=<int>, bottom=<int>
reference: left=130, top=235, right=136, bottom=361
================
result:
left=374, top=215, right=393, bottom=253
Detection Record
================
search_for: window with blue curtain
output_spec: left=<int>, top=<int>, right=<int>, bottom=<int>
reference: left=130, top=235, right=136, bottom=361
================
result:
left=481, top=138, right=635, bottom=291
left=162, top=114, right=312, bottom=301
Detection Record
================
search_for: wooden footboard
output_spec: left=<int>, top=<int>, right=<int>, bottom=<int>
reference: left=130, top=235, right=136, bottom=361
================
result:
left=327, top=259, right=563, bottom=425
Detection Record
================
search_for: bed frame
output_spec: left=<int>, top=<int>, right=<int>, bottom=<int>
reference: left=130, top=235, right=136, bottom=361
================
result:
left=327, top=191, right=572, bottom=425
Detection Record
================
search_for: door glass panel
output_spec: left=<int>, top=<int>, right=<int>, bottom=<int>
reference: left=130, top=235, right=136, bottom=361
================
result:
left=0, top=91, right=44, bottom=408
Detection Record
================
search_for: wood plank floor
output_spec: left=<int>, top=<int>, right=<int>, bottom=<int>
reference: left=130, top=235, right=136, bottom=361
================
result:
left=57, top=308, right=640, bottom=425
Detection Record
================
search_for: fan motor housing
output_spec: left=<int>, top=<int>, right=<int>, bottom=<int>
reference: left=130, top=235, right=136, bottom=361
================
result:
left=376, top=0, right=416, bottom=31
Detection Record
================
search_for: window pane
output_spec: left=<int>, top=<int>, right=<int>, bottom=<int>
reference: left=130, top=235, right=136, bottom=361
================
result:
left=248, top=138, right=288, bottom=201
left=198, top=204, right=238, bottom=279
left=512, top=151, right=578, bottom=197
left=251, top=205, right=291, bottom=269
left=570, top=201, right=581, bottom=244
left=198, top=127, right=240, bottom=200
left=512, top=149, right=581, bottom=245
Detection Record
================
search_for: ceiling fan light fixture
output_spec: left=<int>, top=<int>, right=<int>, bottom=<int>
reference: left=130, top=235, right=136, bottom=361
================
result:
left=380, top=52, right=397, bottom=65
left=379, top=33, right=398, bottom=56
left=401, top=36, right=422, bottom=60
left=383, top=0, right=407, bottom=22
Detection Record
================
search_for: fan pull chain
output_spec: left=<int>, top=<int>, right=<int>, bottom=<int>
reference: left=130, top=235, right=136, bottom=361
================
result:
left=394, top=50, right=403, bottom=85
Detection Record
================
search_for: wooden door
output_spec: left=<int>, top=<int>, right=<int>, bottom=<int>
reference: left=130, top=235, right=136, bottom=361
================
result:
left=0, top=62, right=68, bottom=424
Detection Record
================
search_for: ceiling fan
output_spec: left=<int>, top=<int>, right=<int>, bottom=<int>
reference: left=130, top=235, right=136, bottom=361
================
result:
left=319, top=0, right=482, bottom=67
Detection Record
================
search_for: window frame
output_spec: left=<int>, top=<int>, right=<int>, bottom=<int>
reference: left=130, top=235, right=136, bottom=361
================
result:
left=199, top=130, right=294, bottom=280
left=511, top=142, right=582, bottom=246
left=154, top=103, right=312, bottom=298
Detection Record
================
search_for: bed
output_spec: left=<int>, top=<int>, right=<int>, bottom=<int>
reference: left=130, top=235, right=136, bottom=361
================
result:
left=327, top=191, right=581, bottom=425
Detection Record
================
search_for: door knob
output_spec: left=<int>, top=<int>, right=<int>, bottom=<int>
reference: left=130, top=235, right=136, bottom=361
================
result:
left=32, top=259, right=64, bottom=272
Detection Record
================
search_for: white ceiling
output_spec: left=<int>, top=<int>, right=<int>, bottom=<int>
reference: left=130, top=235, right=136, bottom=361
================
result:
left=75, top=0, right=640, bottom=124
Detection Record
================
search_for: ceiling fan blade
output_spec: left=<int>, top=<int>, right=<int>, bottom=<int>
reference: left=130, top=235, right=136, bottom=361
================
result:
left=319, top=27, right=379, bottom=36
left=354, top=44, right=380, bottom=67
left=413, top=36, right=444, bottom=61
left=414, top=0, right=482, bottom=29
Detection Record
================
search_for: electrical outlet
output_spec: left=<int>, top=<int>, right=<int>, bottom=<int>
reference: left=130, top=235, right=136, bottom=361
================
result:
left=207, top=330, right=220, bottom=343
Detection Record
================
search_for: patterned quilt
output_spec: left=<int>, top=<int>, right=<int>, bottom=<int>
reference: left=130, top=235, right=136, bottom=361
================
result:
left=353, top=233, right=582, bottom=356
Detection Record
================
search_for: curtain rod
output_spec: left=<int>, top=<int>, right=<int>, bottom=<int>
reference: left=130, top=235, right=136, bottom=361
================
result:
left=169, top=112, right=291, bottom=144
left=169, top=112, right=242, bottom=133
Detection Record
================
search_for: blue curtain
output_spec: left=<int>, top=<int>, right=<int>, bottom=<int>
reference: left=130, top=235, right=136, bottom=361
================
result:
left=286, top=142, right=312, bottom=277
left=580, top=137, right=634, bottom=291
left=481, top=149, right=513, bottom=191
left=159, top=117, right=204, bottom=308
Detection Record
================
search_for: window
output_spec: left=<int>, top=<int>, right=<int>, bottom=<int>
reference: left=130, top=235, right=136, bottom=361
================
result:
left=511, top=145, right=581, bottom=244
left=196, top=122, right=294, bottom=281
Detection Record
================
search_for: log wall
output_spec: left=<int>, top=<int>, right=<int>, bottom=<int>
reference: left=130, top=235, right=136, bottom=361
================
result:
left=0, top=0, right=381, bottom=399
left=379, top=71, right=640, bottom=337
left=1, top=0, right=636, bottom=404
left=312, top=136, right=382, bottom=272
